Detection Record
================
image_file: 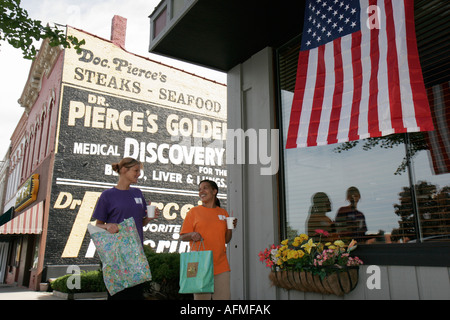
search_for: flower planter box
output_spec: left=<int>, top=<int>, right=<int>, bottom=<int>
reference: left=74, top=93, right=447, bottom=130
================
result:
left=259, top=231, right=363, bottom=297
left=269, top=267, right=359, bottom=296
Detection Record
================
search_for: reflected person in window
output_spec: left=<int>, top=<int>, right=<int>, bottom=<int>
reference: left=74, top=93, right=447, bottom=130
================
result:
left=306, top=192, right=336, bottom=241
left=335, top=186, right=368, bottom=242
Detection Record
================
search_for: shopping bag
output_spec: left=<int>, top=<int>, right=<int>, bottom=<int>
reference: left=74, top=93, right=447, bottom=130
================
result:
left=179, top=241, right=214, bottom=294
left=87, top=218, right=152, bottom=296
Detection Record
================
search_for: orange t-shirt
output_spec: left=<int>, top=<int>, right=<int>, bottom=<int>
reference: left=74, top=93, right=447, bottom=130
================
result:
left=180, top=205, right=230, bottom=275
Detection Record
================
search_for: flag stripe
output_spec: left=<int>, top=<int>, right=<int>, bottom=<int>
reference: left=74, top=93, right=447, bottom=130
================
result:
left=300, top=49, right=320, bottom=147
left=308, top=45, right=326, bottom=146
left=318, top=41, right=335, bottom=145
left=376, top=0, right=393, bottom=135
left=336, top=35, right=354, bottom=143
left=385, top=0, right=404, bottom=133
left=393, top=0, right=417, bottom=131
left=368, top=0, right=381, bottom=137
left=328, top=38, right=344, bottom=145
left=349, top=31, right=362, bottom=141
left=286, top=50, right=310, bottom=149
left=404, top=0, right=434, bottom=131
left=359, top=1, right=371, bottom=140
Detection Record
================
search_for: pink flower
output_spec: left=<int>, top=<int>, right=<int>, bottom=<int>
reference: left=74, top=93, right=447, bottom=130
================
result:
left=315, top=229, right=329, bottom=237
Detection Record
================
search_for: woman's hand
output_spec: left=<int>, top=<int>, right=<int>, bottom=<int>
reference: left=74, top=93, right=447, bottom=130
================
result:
left=144, top=208, right=160, bottom=225
left=105, top=223, right=119, bottom=234
left=180, top=232, right=202, bottom=242
left=191, top=232, right=202, bottom=242
left=95, top=220, right=120, bottom=234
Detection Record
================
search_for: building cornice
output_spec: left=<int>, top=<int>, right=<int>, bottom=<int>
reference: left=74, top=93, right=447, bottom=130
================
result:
left=18, top=38, right=62, bottom=113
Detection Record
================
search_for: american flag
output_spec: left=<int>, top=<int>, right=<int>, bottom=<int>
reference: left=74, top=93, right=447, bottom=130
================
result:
left=286, top=0, right=434, bottom=148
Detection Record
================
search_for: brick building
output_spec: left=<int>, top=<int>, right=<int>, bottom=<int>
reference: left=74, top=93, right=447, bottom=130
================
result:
left=0, top=15, right=226, bottom=289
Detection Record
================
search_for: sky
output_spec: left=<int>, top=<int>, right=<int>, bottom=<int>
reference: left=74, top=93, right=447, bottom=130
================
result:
left=0, top=0, right=226, bottom=159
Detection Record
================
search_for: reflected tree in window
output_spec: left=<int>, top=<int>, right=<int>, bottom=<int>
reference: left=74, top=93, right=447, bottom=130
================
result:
left=334, top=133, right=428, bottom=175
left=392, top=181, right=450, bottom=242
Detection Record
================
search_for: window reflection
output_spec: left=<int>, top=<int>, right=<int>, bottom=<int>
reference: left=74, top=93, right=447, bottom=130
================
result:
left=280, top=88, right=450, bottom=244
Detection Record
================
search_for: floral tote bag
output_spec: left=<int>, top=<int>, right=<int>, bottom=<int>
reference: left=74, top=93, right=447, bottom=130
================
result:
left=88, top=218, right=151, bottom=296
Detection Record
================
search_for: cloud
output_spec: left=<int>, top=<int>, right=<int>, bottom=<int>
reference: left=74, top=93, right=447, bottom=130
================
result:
left=0, top=43, right=31, bottom=158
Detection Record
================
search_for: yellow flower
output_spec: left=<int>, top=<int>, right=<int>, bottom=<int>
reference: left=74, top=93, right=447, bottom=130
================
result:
left=292, top=241, right=300, bottom=247
left=299, top=234, right=309, bottom=242
left=325, top=242, right=332, bottom=246
left=301, top=238, right=316, bottom=254
left=287, top=250, right=299, bottom=260
left=297, top=250, right=305, bottom=258
left=328, top=245, right=336, bottom=250
left=333, top=240, right=346, bottom=248
left=281, top=239, right=289, bottom=245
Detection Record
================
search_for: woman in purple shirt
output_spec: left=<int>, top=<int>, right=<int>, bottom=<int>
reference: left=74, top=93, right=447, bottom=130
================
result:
left=93, top=157, right=158, bottom=299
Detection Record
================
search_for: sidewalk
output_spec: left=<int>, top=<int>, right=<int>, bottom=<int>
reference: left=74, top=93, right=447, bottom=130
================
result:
left=0, top=284, right=63, bottom=300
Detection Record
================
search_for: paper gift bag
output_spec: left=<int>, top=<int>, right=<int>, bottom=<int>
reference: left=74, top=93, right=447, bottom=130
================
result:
left=179, top=241, right=214, bottom=294
left=87, top=218, right=152, bottom=296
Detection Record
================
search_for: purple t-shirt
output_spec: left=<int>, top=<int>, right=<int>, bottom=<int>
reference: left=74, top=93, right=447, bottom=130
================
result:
left=93, top=187, right=147, bottom=243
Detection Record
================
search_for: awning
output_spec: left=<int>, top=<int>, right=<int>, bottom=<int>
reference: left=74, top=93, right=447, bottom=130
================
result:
left=0, top=207, right=14, bottom=227
left=148, top=0, right=305, bottom=71
left=0, top=201, right=44, bottom=235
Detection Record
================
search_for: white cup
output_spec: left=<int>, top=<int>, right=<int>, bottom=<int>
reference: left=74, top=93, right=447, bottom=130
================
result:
left=226, top=217, right=236, bottom=229
left=147, top=205, right=156, bottom=218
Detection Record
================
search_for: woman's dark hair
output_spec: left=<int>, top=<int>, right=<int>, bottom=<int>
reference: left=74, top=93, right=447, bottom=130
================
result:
left=112, top=157, right=142, bottom=173
left=310, top=192, right=330, bottom=214
left=199, top=179, right=220, bottom=207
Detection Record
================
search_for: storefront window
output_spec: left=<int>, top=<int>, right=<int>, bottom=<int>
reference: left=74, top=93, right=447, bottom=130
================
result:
left=277, top=0, right=449, bottom=246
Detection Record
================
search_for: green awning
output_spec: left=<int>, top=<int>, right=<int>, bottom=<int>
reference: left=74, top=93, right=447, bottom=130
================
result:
left=0, top=207, right=14, bottom=227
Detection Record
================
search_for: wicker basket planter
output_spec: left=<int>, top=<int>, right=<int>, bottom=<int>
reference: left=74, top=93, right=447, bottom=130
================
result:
left=269, top=266, right=359, bottom=296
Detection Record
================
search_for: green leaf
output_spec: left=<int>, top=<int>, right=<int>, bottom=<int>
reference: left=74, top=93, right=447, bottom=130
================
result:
left=0, top=0, right=84, bottom=59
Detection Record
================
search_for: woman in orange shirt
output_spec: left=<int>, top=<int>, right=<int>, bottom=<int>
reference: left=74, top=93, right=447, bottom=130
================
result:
left=180, top=179, right=237, bottom=300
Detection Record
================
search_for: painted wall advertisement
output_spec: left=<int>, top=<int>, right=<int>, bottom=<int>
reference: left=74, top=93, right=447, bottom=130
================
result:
left=45, top=27, right=227, bottom=265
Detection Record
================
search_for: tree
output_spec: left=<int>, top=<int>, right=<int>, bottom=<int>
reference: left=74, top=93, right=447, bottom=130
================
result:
left=393, top=181, right=450, bottom=241
left=0, top=0, right=84, bottom=59
left=334, top=133, right=428, bottom=175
